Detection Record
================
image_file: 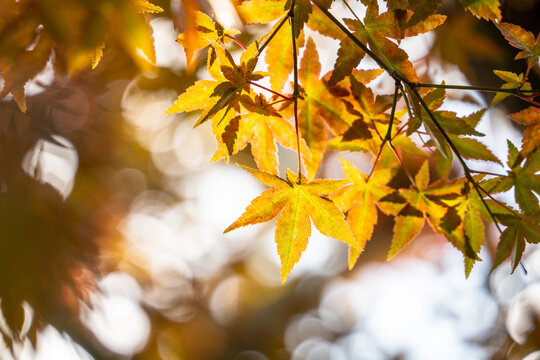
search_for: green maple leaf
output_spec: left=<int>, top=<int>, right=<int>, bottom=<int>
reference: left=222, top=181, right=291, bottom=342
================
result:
left=491, top=70, right=531, bottom=107
left=483, top=142, right=540, bottom=214
left=409, top=86, right=499, bottom=164
left=492, top=212, right=540, bottom=272
left=225, top=165, right=356, bottom=283
left=437, top=183, right=491, bottom=276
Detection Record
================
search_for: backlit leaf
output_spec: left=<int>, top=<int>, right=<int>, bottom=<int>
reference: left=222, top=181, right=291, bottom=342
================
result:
left=225, top=166, right=355, bottom=283
left=134, top=0, right=164, bottom=13
left=459, top=0, right=501, bottom=21
left=449, top=136, right=501, bottom=164
left=492, top=213, right=540, bottom=272
left=332, top=158, right=393, bottom=268
left=237, top=0, right=287, bottom=24
left=497, top=22, right=540, bottom=59
left=509, top=106, right=540, bottom=157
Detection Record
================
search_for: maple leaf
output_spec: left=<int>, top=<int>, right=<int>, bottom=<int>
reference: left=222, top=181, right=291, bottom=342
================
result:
left=492, top=212, right=540, bottom=272
left=176, top=10, right=240, bottom=67
left=459, top=0, right=501, bottom=21
left=237, top=0, right=287, bottom=24
left=332, top=158, right=394, bottom=268
left=381, top=162, right=481, bottom=262
left=306, top=3, right=343, bottom=40
left=237, top=0, right=315, bottom=36
left=211, top=94, right=310, bottom=175
left=165, top=41, right=263, bottom=127
left=115, top=0, right=162, bottom=70
left=225, top=166, right=356, bottom=283
left=330, top=38, right=366, bottom=85
left=297, top=38, right=384, bottom=178
left=305, top=1, right=360, bottom=85
left=0, top=32, right=52, bottom=112
left=134, top=0, right=164, bottom=13
left=483, top=142, right=540, bottom=214
left=497, top=22, right=540, bottom=64
left=448, top=135, right=501, bottom=164
left=264, top=21, right=304, bottom=92
left=406, top=0, right=444, bottom=25
left=408, top=86, right=499, bottom=164
left=383, top=164, right=431, bottom=259
left=509, top=106, right=540, bottom=157
left=258, top=0, right=317, bottom=92
left=434, top=182, right=493, bottom=276
left=490, top=70, right=531, bottom=107
left=343, top=3, right=446, bottom=82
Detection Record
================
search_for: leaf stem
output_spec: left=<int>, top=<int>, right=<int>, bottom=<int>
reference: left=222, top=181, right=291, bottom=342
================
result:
left=289, top=0, right=303, bottom=183
left=384, top=84, right=400, bottom=142
left=523, top=92, right=540, bottom=98
left=475, top=183, right=520, bottom=216
left=249, top=81, right=292, bottom=101
left=388, top=141, right=417, bottom=188
left=266, top=98, right=290, bottom=108
left=369, top=84, right=416, bottom=187
left=413, top=82, right=539, bottom=94
left=343, top=0, right=361, bottom=22
left=518, top=96, right=540, bottom=107
left=225, top=34, right=247, bottom=50
left=469, top=169, right=506, bottom=177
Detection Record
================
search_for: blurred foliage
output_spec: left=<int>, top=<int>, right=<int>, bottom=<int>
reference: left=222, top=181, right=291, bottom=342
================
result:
left=0, top=0, right=538, bottom=359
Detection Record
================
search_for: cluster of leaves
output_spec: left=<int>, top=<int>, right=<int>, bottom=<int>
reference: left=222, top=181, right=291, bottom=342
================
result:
left=167, top=0, right=540, bottom=283
left=0, top=0, right=163, bottom=112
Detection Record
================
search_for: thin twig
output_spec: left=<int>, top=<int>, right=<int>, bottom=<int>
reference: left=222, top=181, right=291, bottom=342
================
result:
left=388, top=141, right=417, bottom=188
left=343, top=0, right=361, bottom=22
left=476, top=183, right=520, bottom=216
left=411, top=87, right=504, bottom=234
left=266, top=98, right=290, bottom=108
left=289, top=0, right=303, bottom=183
left=413, top=82, right=539, bottom=94
left=469, top=169, right=507, bottom=177
left=518, top=96, right=540, bottom=107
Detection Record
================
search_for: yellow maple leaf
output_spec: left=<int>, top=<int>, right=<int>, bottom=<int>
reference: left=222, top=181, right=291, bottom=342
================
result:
left=331, top=158, right=393, bottom=268
left=134, top=0, right=164, bottom=13
left=211, top=94, right=309, bottom=175
left=225, top=166, right=356, bottom=283
left=165, top=41, right=263, bottom=127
